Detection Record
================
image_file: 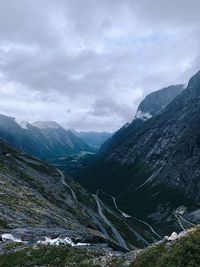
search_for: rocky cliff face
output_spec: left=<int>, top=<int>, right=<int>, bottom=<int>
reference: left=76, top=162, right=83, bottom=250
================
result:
left=0, top=141, right=97, bottom=232
left=135, top=84, right=184, bottom=119
left=99, top=84, right=184, bottom=157
left=107, top=72, right=200, bottom=196
left=78, top=72, right=200, bottom=234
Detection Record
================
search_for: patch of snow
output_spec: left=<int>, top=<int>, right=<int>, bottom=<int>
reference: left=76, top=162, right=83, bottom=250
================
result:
left=32, top=121, right=60, bottom=129
left=37, top=236, right=90, bottom=247
left=76, top=242, right=90, bottom=246
left=135, top=110, right=153, bottom=121
left=166, top=230, right=187, bottom=241
left=15, top=119, right=28, bottom=129
left=2, top=234, right=22, bottom=243
left=122, top=212, right=131, bottom=218
left=167, top=232, right=178, bottom=241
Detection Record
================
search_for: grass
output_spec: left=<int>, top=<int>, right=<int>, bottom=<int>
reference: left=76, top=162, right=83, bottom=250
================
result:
left=3, top=242, right=23, bottom=251
left=0, top=245, right=103, bottom=267
left=1, top=228, right=200, bottom=267
left=130, top=228, right=200, bottom=267
left=0, top=219, right=7, bottom=229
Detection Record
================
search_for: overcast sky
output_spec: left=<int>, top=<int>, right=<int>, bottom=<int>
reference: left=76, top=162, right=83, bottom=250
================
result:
left=0, top=0, right=200, bottom=132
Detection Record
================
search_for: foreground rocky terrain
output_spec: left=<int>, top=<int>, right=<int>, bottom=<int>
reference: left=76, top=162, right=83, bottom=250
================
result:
left=0, top=225, right=200, bottom=266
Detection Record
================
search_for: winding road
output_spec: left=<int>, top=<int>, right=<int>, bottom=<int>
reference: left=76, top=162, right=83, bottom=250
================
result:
left=92, top=193, right=129, bottom=251
left=179, top=215, right=196, bottom=227
left=57, top=169, right=119, bottom=242
left=99, top=189, right=162, bottom=239
left=175, top=214, right=196, bottom=230
left=97, top=194, right=150, bottom=246
left=57, top=169, right=77, bottom=202
left=175, top=215, right=185, bottom=231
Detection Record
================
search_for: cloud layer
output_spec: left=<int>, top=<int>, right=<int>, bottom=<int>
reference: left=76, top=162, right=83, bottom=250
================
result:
left=0, top=0, right=200, bottom=131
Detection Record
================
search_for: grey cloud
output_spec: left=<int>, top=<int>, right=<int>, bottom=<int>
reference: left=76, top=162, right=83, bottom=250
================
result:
left=0, top=0, right=200, bottom=131
left=89, top=98, right=134, bottom=121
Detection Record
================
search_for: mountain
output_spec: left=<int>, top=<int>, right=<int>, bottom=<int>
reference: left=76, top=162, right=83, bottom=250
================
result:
left=0, top=116, right=92, bottom=160
left=77, top=75, right=200, bottom=235
left=135, top=84, right=185, bottom=119
left=73, top=130, right=112, bottom=149
left=99, top=84, right=184, bottom=156
left=29, top=121, right=92, bottom=158
left=0, top=141, right=97, bottom=232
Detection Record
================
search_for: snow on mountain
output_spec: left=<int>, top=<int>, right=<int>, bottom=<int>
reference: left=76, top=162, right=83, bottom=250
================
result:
left=31, top=121, right=60, bottom=129
left=15, top=119, right=29, bottom=129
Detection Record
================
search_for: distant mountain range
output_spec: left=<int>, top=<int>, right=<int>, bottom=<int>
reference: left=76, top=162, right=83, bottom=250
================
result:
left=0, top=116, right=92, bottom=160
left=72, top=130, right=112, bottom=149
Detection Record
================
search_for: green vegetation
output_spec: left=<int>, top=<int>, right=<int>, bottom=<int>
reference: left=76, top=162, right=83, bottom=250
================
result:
left=3, top=242, right=23, bottom=251
left=1, top=228, right=200, bottom=267
left=79, top=158, right=198, bottom=236
left=103, top=207, right=153, bottom=248
left=0, top=245, right=102, bottom=267
left=0, top=219, right=7, bottom=229
left=130, top=228, right=200, bottom=267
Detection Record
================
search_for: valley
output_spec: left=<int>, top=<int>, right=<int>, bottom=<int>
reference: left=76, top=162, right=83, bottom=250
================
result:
left=1, top=1, right=200, bottom=266
left=0, top=72, right=200, bottom=266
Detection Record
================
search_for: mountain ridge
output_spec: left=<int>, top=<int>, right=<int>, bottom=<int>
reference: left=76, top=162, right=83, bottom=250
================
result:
left=0, top=115, right=92, bottom=160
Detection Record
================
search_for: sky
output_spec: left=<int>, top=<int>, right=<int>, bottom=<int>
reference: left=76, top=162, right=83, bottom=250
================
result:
left=0, top=0, right=200, bottom=132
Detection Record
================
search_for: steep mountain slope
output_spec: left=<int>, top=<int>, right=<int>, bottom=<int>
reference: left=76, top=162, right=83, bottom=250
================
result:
left=135, top=84, right=184, bottom=119
left=73, top=130, right=112, bottom=149
left=99, top=84, right=184, bottom=156
left=0, top=116, right=92, bottom=160
left=78, top=72, right=200, bottom=235
left=30, top=121, right=92, bottom=158
left=0, top=141, right=98, bottom=232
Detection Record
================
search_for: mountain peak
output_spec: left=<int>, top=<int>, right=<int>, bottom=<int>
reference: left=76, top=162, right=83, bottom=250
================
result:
left=187, top=70, right=200, bottom=89
left=31, top=121, right=61, bottom=129
left=136, top=84, right=184, bottom=118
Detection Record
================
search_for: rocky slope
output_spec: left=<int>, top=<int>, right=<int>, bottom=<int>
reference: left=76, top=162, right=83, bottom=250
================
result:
left=0, top=116, right=92, bottom=160
left=0, top=141, right=98, bottom=232
left=78, top=72, right=200, bottom=235
left=0, top=140, right=160, bottom=253
left=135, top=84, right=184, bottom=119
left=99, top=84, right=184, bottom=156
